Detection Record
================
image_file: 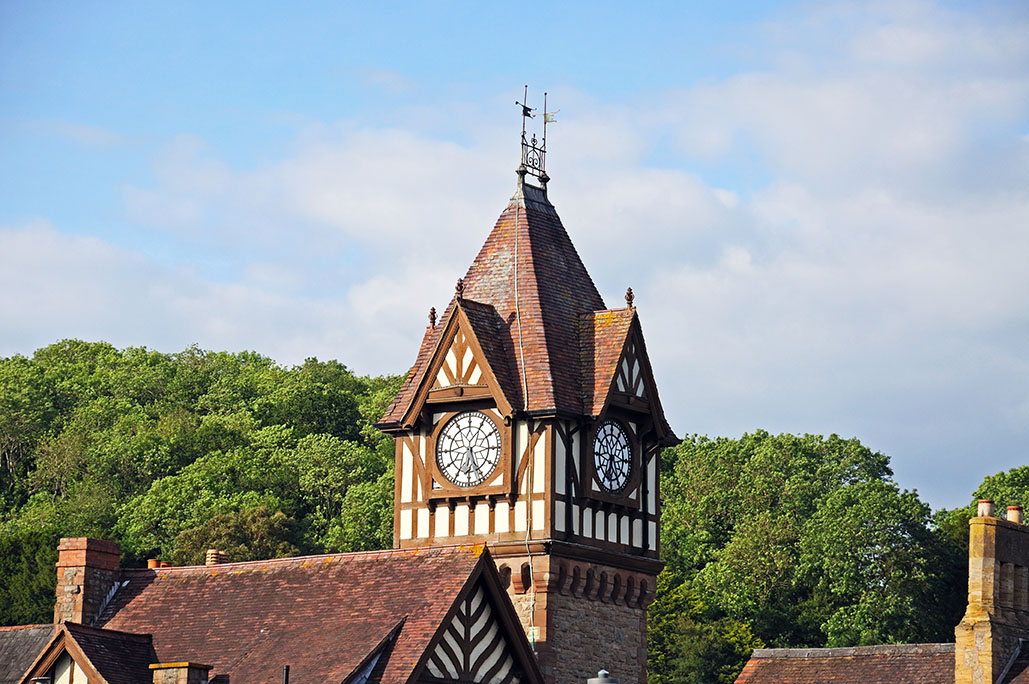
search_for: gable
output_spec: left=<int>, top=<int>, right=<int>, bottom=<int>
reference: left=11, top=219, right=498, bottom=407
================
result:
left=19, top=624, right=154, bottom=684
left=401, top=301, right=515, bottom=426
left=424, top=582, right=523, bottom=684
left=432, top=326, right=486, bottom=389
left=612, top=336, right=647, bottom=400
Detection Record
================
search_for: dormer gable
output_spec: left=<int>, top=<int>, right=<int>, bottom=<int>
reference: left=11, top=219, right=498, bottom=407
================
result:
left=400, top=300, right=516, bottom=429
left=581, top=308, right=676, bottom=447
left=20, top=622, right=156, bottom=684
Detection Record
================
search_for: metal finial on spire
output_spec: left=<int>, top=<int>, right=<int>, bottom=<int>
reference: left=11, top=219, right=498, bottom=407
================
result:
left=625, top=287, right=635, bottom=308
left=515, top=85, right=551, bottom=186
left=428, top=306, right=437, bottom=327
left=455, top=278, right=465, bottom=299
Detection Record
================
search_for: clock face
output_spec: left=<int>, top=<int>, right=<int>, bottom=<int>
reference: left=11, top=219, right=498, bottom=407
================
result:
left=436, top=411, right=502, bottom=487
left=594, top=420, right=632, bottom=493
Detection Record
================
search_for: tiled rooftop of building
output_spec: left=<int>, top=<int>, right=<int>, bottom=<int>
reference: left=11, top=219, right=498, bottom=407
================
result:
left=734, top=643, right=955, bottom=684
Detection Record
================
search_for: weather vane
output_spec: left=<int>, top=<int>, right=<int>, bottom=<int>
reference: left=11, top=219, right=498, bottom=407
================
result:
left=515, top=85, right=557, bottom=187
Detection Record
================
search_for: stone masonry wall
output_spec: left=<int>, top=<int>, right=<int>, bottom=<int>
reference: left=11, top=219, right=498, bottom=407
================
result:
left=498, top=554, right=656, bottom=684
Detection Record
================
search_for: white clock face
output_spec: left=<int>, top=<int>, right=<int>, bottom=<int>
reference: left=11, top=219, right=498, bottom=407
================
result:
left=594, top=420, right=631, bottom=493
left=436, top=411, right=502, bottom=487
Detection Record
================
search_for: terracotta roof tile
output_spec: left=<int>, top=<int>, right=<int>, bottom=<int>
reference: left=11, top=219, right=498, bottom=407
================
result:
left=734, top=643, right=954, bottom=684
left=97, top=545, right=488, bottom=684
left=579, top=308, right=635, bottom=417
left=459, top=299, right=523, bottom=408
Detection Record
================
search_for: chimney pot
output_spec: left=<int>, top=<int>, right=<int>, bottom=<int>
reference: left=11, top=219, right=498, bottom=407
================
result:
left=205, top=549, right=229, bottom=565
left=978, top=499, right=995, bottom=517
left=1007, top=505, right=1024, bottom=525
left=147, top=559, right=159, bottom=569
left=159, top=561, right=171, bottom=568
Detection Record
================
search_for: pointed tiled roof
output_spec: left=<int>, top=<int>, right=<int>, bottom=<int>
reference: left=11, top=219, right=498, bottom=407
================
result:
left=94, top=545, right=517, bottom=684
left=380, top=182, right=609, bottom=426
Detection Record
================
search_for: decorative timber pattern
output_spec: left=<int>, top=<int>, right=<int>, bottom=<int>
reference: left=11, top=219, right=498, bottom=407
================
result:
left=433, top=328, right=484, bottom=388
left=426, top=585, right=520, bottom=684
left=614, top=340, right=647, bottom=399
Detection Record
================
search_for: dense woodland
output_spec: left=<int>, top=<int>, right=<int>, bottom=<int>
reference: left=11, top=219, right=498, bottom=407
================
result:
left=1, top=340, right=1026, bottom=683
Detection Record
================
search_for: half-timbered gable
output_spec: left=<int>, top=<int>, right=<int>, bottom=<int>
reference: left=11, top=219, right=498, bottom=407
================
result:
left=423, top=562, right=539, bottom=684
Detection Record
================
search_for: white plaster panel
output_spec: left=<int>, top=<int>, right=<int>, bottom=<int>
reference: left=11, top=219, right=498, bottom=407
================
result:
left=435, top=367, right=450, bottom=388
left=582, top=507, right=592, bottom=537
left=608, top=513, right=618, bottom=541
left=532, top=499, right=545, bottom=530
left=495, top=502, right=510, bottom=533
left=400, top=509, right=413, bottom=540
left=616, top=376, right=626, bottom=392
left=53, top=654, right=71, bottom=684
left=620, top=515, right=629, bottom=542
left=435, top=506, right=449, bottom=538
left=555, top=501, right=566, bottom=532
left=572, top=504, right=581, bottom=534
left=533, top=433, right=546, bottom=493
left=417, top=508, right=429, bottom=538
left=455, top=504, right=470, bottom=536
left=649, top=521, right=658, bottom=550
left=401, top=444, right=413, bottom=503
left=570, top=431, right=580, bottom=479
left=514, top=500, right=528, bottom=532
left=467, top=364, right=482, bottom=384
left=475, top=502, right=490, bottom=535
left=461, top=346, right=474, bottom=374
left=74, top=662, right=87, bottom=684
left=633, top=518, right=643, bottom=547
left=595, top=510, right=605, bottom=540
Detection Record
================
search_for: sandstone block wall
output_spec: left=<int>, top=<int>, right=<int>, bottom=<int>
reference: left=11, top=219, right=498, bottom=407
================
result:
left=498, top=554, right=656, bottom=684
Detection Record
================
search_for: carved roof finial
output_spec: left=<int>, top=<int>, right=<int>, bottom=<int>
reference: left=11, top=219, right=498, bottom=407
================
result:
left=428, top=306, right=437, bottom=327
left=625, top=287, right=634, bottom=308
left=455, top=278, right=465, bottom=300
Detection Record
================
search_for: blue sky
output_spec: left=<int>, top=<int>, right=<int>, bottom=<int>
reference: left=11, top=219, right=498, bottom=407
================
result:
left=2, top=1, right=1027, bottom=510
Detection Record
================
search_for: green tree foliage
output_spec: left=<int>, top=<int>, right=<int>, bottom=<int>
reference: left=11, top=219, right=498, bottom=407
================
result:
left=0, top=340, right=402, bottom=625
left=650, top=431, right=967, bottom=683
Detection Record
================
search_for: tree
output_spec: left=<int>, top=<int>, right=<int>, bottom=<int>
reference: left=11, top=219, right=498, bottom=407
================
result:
left=0, top=340, right=403, bottom=624
left=651, top=431, right=961, bottom=681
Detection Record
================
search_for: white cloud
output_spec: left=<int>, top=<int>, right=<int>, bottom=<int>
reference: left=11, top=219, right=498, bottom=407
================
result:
left=6, top=1, right=1026, bottom=509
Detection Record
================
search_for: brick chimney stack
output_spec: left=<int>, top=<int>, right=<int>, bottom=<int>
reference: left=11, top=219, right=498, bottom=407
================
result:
left=54, top=537, right=122, bottom=625
left=955, top=503, right=1029, bottom=684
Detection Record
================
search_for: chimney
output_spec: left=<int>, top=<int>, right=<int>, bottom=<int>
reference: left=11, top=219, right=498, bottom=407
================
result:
left=54, top=538, right=121, bottom=625
left=205, top=549, right=229, bottom=566
left=150, top=663, right=211, bottom=684
left=955, top=504, right=1029, bottom=684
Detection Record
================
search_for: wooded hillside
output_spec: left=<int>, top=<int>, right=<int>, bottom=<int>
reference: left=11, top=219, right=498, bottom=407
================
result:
left=1, top=340, right=1025, bottom=683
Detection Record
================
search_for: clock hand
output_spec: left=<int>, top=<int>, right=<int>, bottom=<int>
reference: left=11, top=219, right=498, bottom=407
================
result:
left=460, top=446, right=482, bottom=480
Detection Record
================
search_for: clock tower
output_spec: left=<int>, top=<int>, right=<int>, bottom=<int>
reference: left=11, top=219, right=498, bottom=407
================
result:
left=376, top=97, right=677, bottom=684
